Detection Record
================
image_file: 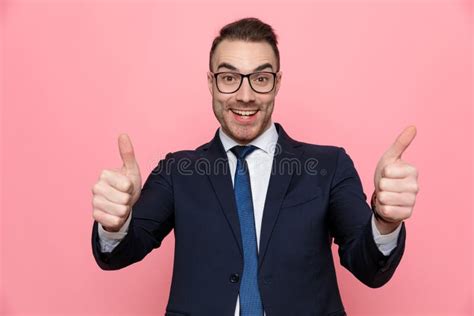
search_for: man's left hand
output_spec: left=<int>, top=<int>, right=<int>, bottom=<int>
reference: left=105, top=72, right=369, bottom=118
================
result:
left=373, top=126, right=419, bottom=234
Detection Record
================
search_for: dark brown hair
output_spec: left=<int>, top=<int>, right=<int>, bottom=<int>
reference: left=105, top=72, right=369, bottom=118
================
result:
left=209, top=17, right=280, bottom=72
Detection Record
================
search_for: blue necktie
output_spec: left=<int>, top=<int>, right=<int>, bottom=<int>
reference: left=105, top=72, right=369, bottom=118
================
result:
left=231, top=145, right=263, bottom=316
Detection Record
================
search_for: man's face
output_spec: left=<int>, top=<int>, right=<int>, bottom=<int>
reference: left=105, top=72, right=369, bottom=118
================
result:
left=208, top=40, right=282, bottom=144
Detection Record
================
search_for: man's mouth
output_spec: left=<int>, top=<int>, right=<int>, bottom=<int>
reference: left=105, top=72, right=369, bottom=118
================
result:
left=230, top=109, right=259, bottom=117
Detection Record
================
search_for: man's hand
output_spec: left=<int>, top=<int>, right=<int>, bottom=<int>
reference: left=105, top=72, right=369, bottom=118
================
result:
left=91, top=134, right=142, bottom=232
left=373, top=126, right=419, bottom=234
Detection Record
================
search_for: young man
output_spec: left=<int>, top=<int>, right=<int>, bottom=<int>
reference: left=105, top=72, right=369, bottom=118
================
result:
left=91, top=18, right=419, bottom=316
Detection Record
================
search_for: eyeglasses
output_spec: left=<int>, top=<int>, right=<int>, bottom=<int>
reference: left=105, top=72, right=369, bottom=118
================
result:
left=212, top=71, right=277, bottom=94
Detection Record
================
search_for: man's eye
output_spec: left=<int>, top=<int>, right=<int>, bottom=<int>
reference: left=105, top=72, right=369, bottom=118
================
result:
left=220, top=75, right=240, bottom=83
left=252, top=75, right=270, bottom=84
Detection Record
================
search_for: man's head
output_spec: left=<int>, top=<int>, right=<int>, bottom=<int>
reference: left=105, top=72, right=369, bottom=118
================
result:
left=208, top=18, right=282, bottom=144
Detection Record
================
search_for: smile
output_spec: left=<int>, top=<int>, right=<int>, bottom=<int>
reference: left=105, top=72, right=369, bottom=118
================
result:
left=230, top=109, right=259, bottom=117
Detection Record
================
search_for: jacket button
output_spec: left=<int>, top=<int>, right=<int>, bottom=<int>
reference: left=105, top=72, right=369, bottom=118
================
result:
left=229, top=273, right=240, bottom=283
left=263, top=276, right=272, bottom=285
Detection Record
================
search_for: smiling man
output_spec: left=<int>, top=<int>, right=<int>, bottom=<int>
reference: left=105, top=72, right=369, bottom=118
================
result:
left=91, top=18, right=419, bottom=316
left=208, top=39, right=281, bottom=144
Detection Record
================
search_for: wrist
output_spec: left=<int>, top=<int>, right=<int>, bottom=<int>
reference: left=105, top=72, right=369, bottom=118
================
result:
left=103, top=226, right=120, bottom=233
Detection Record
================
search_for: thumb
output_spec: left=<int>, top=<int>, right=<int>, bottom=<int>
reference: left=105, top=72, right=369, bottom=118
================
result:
left=382, top=125, right=417, bottom=162
left=118, top=133, right=138, bottom=171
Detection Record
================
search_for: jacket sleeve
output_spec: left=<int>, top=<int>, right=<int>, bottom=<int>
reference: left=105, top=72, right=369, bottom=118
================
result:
left=327, top=147, right=406, bottom=288
left=91, top=153, right=176, bottom=270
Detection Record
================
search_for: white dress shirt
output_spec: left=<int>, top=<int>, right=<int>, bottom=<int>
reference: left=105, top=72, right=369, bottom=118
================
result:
left=98, top=122, right=402, bottom=315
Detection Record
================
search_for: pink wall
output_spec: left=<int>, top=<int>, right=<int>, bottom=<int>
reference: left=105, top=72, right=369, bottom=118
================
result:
left=1, top=1, right=472, bottom=315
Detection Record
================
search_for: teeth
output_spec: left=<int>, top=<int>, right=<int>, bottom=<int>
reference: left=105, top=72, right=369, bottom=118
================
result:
left=232, top=109, right=258, bottom=116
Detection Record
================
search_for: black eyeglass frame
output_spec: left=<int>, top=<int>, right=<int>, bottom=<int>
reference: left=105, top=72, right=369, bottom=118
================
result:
left=212, top=71, right=278, bottom=94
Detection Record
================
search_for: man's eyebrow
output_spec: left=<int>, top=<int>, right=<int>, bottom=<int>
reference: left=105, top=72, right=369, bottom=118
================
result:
left=216, top=63, right=238, bottom=71
left=253, top=63, right=274, bottom=72
left=216, top=62, right=275, bottom=72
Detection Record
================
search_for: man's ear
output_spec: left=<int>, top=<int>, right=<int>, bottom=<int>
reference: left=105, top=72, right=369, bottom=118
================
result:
left=274, top=71, right=283, bottom=96
left=207, top=72, right=214, bottom=96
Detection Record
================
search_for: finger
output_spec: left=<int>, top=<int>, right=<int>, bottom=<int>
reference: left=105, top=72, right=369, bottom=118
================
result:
left=92, top=181, right=132, bottom=205
left=377, top=191, right=416, bottom=207
left=382, top=163, right=418, bottom=179
left=99, top=169, right=134, bottom=193
left=378, top=177, right=419, bottom=193
left=376, top=204, right=412, bottom=222
left=92, top=195, right=130, bottom=217
left=92, top=209, right=123, bottom=229
left=118, top=133, right=138, bottom=171
left=382, top=126, right=417, bottom=161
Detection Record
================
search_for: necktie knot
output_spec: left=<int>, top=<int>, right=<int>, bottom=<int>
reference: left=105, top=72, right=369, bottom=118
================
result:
left=231, top=145, right=257, bottom=160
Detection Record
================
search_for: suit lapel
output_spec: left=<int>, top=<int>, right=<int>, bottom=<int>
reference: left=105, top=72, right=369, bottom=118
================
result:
left=201, top=123, right=304, bottom=264
left=203, top=129, right=244, bottom=257
left=258, top=123, right=304, bottom=269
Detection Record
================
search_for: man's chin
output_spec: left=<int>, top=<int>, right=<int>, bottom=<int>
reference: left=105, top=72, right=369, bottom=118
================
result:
left=227, top=125, right=260, bottom=144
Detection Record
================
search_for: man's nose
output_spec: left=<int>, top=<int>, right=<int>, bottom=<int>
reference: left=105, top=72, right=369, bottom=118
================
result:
left=235, top=77, right=256, bottom=103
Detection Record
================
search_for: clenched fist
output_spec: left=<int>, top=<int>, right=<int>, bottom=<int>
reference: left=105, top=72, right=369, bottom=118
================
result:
left=373, top=126, right=419, bottom=234
left=92, top=134, right=142, bottom=232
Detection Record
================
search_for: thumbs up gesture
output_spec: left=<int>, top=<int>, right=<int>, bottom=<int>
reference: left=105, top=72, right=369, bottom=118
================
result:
left=373, top=126, right=419, bottom=233
left=92, top=134, right=142, bottom=232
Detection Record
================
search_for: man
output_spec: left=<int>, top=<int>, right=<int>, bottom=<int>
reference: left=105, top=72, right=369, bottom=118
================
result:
left=91, top=18, right=419, bottom=315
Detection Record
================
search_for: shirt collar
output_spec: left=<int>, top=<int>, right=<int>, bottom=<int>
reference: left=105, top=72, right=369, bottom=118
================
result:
left=219, top=121, right=278, bottom=154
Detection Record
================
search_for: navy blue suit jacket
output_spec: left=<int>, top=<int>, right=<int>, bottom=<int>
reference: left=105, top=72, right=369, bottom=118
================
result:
left=91, top=123, right=406, bottom=316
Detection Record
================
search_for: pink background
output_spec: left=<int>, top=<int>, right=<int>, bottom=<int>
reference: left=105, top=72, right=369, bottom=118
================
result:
left=1, top=1, right=472, bottom=315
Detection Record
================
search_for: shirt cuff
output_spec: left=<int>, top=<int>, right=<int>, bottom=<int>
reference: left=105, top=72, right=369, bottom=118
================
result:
left=371, top=214, right=402, bottom=256
left=97, top=210, right=132, bottom=252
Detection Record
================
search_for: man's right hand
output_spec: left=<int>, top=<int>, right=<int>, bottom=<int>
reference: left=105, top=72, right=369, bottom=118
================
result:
left=92, top=134, right=142, bottom=232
